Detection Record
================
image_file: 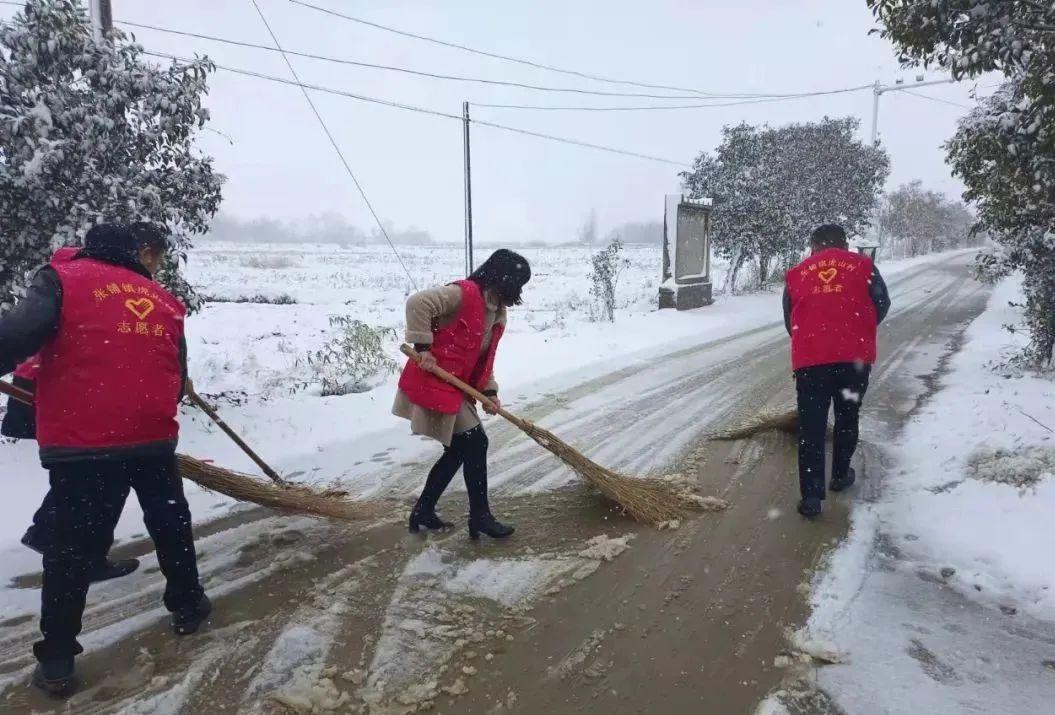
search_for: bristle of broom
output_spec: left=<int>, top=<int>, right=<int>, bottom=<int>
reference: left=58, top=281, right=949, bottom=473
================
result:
left=705, top=408, right=800, bottom=442
left=517, top=422, right=724, bottom=525
left=177, top=454, right=383, bottom=522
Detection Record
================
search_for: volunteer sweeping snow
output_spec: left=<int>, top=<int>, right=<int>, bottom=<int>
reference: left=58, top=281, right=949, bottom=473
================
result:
left=0, top=223, right=210, bottom=695
left=393, top=249, right=531, bottom=540
left=783, top=224, right=891, bottom=519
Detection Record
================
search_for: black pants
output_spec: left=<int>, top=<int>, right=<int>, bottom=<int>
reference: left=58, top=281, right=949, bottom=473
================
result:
left=34, top=455, right=204, bottom=661
left=795, top=363, right=871, bottom=500
left=413, top=425, right=492, bottom=517
left=24, top=488, right=123, bottom=562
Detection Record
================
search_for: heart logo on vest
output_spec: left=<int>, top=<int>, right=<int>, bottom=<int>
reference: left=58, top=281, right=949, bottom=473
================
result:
left=125, top=298, right=155, bottom=320
left=818, top=268, right=839, bottom=284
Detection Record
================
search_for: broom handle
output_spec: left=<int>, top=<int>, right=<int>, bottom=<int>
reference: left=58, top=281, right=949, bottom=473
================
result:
left=185, top=387, right=287, bottom=486
left=0, top=379, right=34, bottom=406
left=400, top=344, right=529, bottom=429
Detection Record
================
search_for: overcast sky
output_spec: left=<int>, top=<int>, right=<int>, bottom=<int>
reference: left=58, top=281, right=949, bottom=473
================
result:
left=5, top=1, right=996, bottom=243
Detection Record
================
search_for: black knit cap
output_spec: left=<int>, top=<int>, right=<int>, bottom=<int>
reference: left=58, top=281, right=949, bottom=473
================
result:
left=469, top=249, right=531, bottom=306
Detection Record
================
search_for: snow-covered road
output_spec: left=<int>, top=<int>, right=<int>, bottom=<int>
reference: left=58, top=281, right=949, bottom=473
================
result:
left=0, top=251, right=1004, bottom=714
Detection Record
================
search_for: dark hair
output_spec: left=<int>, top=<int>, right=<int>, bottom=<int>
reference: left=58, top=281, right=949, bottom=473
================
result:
left=469, top=249, right=531, bottom=306
left=128, top=222, right=170, bottom=251
left=84, top=223, right=134, bottom=252
left=810, top=224, right=848, bottom=250
left=78, top=223, right=155, bottom=278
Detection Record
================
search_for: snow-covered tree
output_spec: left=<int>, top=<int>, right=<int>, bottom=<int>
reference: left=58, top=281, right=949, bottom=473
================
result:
left=682, top=118, right=888, bottom=290
left=0, top=0, right=224, bottom=311
left=681, top=123, right=777, bottom=292
left=767, top=117, right=890, bottom=273
left=880, top=181, right=977, bottom=257
left=870, top=0, right=1055, bottom=365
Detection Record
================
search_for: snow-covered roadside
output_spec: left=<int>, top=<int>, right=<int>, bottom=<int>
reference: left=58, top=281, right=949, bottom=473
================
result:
left=774, top=276, right=1055, bottom=714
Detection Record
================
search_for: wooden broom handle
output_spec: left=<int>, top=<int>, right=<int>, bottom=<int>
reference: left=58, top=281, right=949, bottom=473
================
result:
left=400, top=344, right=526, bottom=428
left=0, top=378, right=288, bottom=487
left=0, top=379, right=34, bottom=406
left=186, top=387, right=287, bottom=486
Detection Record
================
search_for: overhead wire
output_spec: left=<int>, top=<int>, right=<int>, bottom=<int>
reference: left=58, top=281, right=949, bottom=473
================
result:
left=245, top=0, right=419, bottom=289
left=119, top=19, right=769, bottom=101
left=469, top=83, right=875, bottom=112
left=898, top=89, right=974, bottom=110
left=143, top=50, right=692, bottom=167
left=288, top=0, right=792, bottom=99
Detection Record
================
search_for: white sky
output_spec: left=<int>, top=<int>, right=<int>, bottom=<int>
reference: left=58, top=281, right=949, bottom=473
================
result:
left=4, top=1, right=995, bottom=243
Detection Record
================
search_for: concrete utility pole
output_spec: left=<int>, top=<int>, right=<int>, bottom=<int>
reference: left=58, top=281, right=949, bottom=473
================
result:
left=462, top=101, right=474, bottom=276
left=89, top=0, right=113, bottom=42
left=871, top=76, right=958, bottom=145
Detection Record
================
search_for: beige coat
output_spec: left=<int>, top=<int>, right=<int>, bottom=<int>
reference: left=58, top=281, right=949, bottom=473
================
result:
left=392, top=284, right=506, bottom=446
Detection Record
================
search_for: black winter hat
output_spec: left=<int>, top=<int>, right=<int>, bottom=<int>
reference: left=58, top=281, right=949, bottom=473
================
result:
left=469, top=249, right=531, bottom=306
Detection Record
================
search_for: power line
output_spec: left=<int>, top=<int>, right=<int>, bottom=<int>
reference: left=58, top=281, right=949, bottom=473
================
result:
left=289, top=0, right=771, bottom=99
left=470, top=118, right=690, bottom=167
left=899, top=89, right=974, bottom=110
left=120, top=19, right=759, bottom=101
left=470, top=84, right=874, bottom=112
left=1, top=1, right=886, bottom=107
left=246, top=0, right=418, bottom=290
left=143, top=50, right=691, bottom=167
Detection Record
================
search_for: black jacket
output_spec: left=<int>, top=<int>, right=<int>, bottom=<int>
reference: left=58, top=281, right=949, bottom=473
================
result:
left=783, top=264, right=891, bottom=336
left=0, top=259, right=188, bottom=454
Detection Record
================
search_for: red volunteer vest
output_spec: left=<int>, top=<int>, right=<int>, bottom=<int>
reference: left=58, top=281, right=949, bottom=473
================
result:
left=786, top=248, right=878, bottom=370
left=36, top=254, right=185, bottom=450
left=12, top=248, right=80, bottom=383
left=399, top=280, right=505, bottom=414
left=13, top=355, right=40, bottom=381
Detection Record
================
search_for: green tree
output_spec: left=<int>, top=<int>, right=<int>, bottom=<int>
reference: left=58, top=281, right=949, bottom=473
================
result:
left=0, top=0, right=224, bottom=311
left=869, top=0, right=1055, bottom=365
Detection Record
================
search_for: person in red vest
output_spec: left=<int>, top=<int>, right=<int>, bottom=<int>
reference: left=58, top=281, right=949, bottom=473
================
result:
left=0, top=223, right=210, bottom=695
left=783, top=224, right=890, bottom=519
left=393, top=249, right=531, bottom=540
left=3, top=348, right=139, bottom=584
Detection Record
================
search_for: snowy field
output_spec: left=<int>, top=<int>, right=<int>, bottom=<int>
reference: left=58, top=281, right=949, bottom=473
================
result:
left=0, top=242, right=957, bottom=614
left=772, top=276, right=1055, bottom=714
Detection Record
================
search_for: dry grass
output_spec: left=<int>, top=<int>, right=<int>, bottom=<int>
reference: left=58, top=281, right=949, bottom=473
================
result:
left=512, top=418, right=727, bottom=524
left=177, top=454, right=385, bottom=522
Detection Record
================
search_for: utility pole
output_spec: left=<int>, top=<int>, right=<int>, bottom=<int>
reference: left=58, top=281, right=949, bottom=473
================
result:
left=462, top=101, right=474, bottom=276
left=871, top=76, right=958, bottom=145
left=88, top=0, right=113, bottom=43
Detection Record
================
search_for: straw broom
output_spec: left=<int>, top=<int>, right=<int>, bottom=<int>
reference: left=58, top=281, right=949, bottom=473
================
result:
left=0, top=380, right=380, bottom=523
left=705, top=407, right=834, bottom=442
left=400, top=345, right=723, bottom=524
left=705, top=407, right=800, bottom=441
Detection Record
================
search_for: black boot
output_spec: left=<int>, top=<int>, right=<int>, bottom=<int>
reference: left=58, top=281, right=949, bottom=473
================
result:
left=172, top=594, right=212, bottom=636
left=468, top=512, right=515, bottom=540
left=829, top=467, right=857, bottom=493
left=88, top=558, right=140, bottom=583
left=460, top=427, right=515, bottom=540
left=797, top=497, right=822, bottom=519
left=409, top=509, right=454, bottom=533
left=32, top=656, right=77, bottom=697
left=410, top=442, right=464, bottom=533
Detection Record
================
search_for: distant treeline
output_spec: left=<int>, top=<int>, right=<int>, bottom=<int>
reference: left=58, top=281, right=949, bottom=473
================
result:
left=206, top=212, right=434, bottom=246
left=206, top=212, right=664, bottom=247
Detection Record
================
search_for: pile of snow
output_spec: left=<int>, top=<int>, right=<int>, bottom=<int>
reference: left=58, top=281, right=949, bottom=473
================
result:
left=966, top=445, right=1055, bottom=489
